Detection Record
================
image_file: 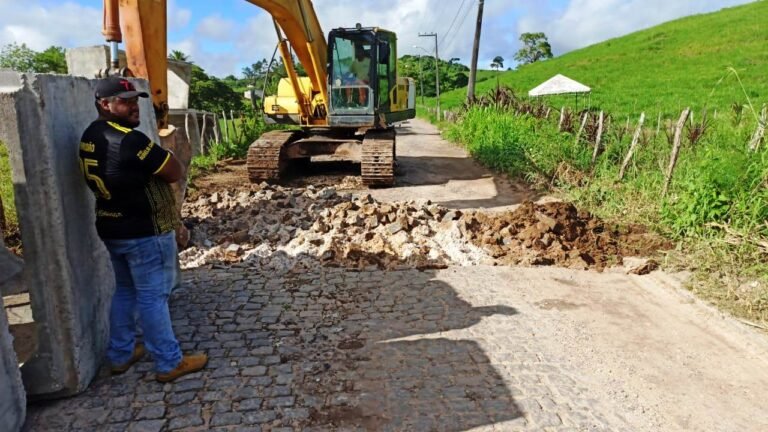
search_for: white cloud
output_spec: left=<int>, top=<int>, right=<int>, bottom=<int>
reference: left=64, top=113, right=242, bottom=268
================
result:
left=196, top=14, right=235, bottom=42
left=168, top=0, right=192, bottom=31
left=0, top=2, right=101, bottom=51
left=518, top=0, right=755, bottom=58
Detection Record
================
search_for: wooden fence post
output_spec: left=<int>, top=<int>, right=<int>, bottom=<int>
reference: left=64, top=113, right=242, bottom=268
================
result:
left=618, top=112, right=646, bottom=180
left=200, top=113, right=208, bottom=154
left=221, top=110, right=230, bottom=142
left=748, top=105, right=767, bottom=152
left=558, top=107, right=566, bottom=131
left=662, top=108, right=691, bottom=198
left=213, top=113, right=220, bottom=144
left=575, top=112, right=589, bottom=144
left=184, top=112, right=191, bottom=144
left=591, top=111, right=605, bottom=165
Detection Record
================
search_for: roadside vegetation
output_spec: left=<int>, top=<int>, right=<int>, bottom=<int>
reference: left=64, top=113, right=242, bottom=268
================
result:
left=433, top=1, right=768, bottom=324
left=0, top=142, right=15, bottom=227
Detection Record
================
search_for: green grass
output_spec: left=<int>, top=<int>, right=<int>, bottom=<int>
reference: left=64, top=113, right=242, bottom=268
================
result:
left=0, top=141, right=16, bottom=227
left=430, top=1, right=768, bottom=324
left=433, top=1, right=768, bottom=119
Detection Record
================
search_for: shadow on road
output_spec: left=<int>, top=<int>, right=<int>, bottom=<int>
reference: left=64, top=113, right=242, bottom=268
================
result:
left=176, top=248, right=523, bottom=430
left=292, top=266, right=522, bottom=430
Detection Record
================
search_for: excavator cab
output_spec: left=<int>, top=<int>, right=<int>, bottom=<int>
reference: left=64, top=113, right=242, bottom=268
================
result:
left=327, top=27, right=415, bottom=128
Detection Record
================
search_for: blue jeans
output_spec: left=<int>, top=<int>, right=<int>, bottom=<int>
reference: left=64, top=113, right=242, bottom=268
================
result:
left=103, top=231, right=182, bottom=373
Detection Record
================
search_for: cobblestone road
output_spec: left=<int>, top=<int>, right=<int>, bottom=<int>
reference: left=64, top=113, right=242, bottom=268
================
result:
left=23, top=119, right=768, bottom=431
left=24, top=264, right=632, bottom=431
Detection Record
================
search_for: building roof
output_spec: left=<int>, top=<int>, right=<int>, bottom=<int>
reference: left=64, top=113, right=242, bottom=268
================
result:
left=528, top=74, right=591, bottom=97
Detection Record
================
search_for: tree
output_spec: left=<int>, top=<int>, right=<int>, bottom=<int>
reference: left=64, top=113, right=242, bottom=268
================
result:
left=490, top=56, right=504, bottom=70
left=33, top=46, right=67, bottom=73
left=189, top=65, right=245, bottom=113
left=514, top=32, right=553, bottom=65
left=0, top=43, right=36, bottom=72
left=168, top=50, right=191, bottom=62
left=490, top=56, right=504, bottom=89
left=0, top=43, right=68, bottom=73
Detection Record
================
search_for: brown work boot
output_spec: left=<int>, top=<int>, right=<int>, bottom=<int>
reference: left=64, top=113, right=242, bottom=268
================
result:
left=156, top=353, right=208, bottom=383
left=111, top=344, right=146, bottom=375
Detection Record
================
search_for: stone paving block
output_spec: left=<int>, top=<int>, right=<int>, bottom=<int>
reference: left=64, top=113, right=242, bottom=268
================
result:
left=127, top=420, right=165, bottom=432
left=210, top=412, right=243, bottom=427
left=168, top=415, right=204, bottom=430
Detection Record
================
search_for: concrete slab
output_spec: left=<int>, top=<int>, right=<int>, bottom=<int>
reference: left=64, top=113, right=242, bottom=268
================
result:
left=0, top=72, right=160, bottom=398
left=66, top=46, right=192, bottom=110
left=0, top=294, right=25, bottom=432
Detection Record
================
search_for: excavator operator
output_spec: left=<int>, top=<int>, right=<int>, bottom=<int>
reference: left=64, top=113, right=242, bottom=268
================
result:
left=347, top=44, right=371, bottom=106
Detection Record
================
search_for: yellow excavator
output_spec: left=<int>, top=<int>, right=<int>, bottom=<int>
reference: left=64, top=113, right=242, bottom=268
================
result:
left=101, top=0, right=416, bottom=187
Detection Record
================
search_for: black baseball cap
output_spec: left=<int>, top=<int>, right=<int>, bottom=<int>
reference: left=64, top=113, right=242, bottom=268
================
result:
left=95, top=77, right=149, bottom=99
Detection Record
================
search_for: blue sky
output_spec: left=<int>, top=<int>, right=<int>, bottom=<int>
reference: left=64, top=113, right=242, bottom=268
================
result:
left=0, top=0, right=756, bottom=77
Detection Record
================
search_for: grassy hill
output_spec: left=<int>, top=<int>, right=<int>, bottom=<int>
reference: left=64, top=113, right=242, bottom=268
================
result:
left=437, top=0, right=767, bottom=118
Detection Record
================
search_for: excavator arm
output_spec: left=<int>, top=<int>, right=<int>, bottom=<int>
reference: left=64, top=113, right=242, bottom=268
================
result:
left=101, top=0, right=328, bottom=128
left=246, top=0, right=328, bottom=123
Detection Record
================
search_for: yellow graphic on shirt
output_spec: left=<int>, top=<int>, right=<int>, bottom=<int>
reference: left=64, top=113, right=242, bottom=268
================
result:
left=79, top=157, right=111, bottom=200
left=79, top=141, right=95, bottom=152
left=137, top=141, right=155, bottom=161
left=107, top=121, right=132, bottom=134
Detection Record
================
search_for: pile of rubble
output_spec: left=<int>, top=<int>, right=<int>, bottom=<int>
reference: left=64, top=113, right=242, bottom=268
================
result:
left=180, top=184, right=626, bottom=272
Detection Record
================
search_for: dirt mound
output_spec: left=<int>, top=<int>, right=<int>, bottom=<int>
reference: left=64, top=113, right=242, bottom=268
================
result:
left=180, top=184, right=664, bottom=273
left=459, top=201, right=622, bottom=271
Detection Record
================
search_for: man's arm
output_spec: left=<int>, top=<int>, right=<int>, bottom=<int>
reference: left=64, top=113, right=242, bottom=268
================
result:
left=154, top=152, right=183, bottom=183
left=122, top=130, right=185, bottom=183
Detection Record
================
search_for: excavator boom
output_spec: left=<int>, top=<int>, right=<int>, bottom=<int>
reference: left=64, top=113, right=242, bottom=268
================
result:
left=102, top=0, right=327, bottom=127
left=246, top=0, right=328, bottom=122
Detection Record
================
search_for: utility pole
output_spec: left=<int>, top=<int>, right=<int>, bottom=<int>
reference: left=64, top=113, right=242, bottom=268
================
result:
left=419, top=32, right=440, bottom=121
left=417, top=55, right=424, bottom=104
left=467, top=0, right=484, bottom=102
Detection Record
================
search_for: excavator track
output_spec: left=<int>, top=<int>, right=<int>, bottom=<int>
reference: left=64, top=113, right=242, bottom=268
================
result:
left=246, top=130, right=302, bottom=183
left=361, top=128, right=396, bottom=187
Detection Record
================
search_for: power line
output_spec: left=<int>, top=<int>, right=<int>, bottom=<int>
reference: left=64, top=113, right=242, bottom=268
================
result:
left=443, top=0, right=477, bottom=53
left=439, top=0, right=467, bottom=46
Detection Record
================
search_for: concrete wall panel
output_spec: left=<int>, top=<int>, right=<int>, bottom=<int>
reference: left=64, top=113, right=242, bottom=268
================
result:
left=0, top=72, right=159, bottom=398
left=0, top=294, right=25, bottom=432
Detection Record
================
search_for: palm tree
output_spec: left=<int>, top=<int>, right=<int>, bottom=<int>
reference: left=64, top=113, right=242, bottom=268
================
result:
left=491, top=56, right=504, bottom=89
left=168, top=50, right=191, bottom=63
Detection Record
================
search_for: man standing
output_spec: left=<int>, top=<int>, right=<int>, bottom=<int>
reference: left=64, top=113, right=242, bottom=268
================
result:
left=79, top=77, right=207, bottom=382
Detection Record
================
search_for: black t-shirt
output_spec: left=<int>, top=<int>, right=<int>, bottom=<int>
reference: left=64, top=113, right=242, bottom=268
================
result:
left=79, top=120, right=180, bottom=239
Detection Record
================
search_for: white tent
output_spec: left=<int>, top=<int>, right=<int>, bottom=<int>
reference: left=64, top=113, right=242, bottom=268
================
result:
left=528, top=74, right=591, bottom=97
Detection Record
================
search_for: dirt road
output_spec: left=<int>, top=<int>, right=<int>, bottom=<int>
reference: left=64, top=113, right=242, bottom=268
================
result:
left=374, top=119, right=768, bottom=431
left=25, top=118, right=768, bottom=431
